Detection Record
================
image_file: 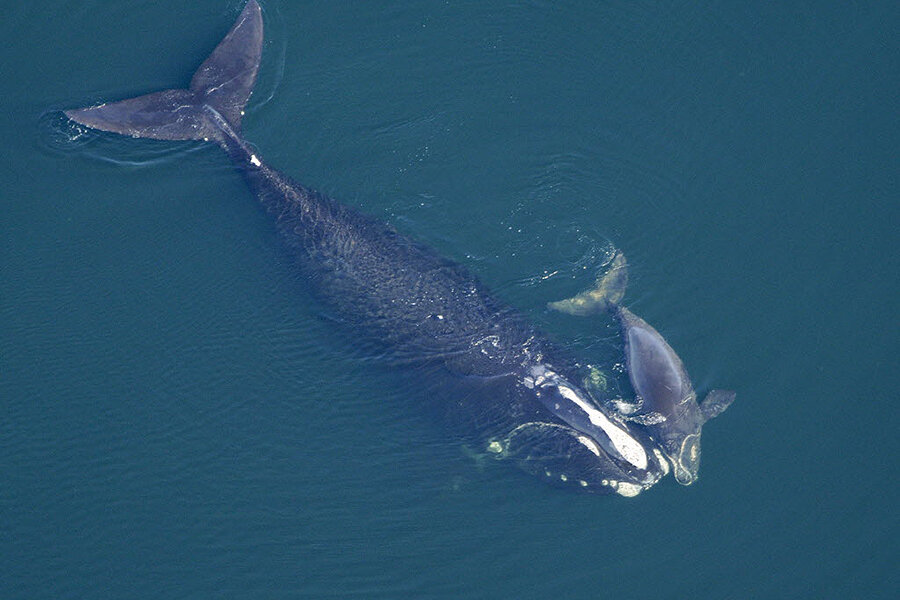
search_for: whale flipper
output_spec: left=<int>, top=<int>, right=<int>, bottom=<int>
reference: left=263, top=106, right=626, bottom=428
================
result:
left=548, top=250, right=628, bottom=316
left=65, top=0, right=263, bottom=142
left=699, top=389, right=736, bottom=423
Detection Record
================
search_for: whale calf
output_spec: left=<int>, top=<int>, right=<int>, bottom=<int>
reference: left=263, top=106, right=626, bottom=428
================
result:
left=64, top=1, right=731, bottom=495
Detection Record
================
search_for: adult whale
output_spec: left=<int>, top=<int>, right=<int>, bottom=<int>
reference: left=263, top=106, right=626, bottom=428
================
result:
left=66, top=1, right=699, bottom=496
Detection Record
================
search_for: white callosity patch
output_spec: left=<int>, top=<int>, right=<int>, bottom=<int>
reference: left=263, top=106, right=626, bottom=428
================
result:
left=554, top=382, right=648, bottom=471
left=614, top=482, right=643, bottom=497
left=526, top=365, right=649, bottom=470
left=250, top=154, right=261, bottom=166
left=576, top=435, right=601, bottom=457
left=599, top=478, right=643, bottom=497
left=631, top=412, right=667, bottom=426
left=653, top=448, right=670, bottom=476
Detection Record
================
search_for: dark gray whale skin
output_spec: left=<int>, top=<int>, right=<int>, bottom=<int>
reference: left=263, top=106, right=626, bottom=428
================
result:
left=65, top=1, right=666, bottom=495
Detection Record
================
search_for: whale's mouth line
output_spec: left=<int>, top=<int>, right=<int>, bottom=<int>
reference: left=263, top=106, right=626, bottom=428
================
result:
left=495, top=421, right=654, bottom=495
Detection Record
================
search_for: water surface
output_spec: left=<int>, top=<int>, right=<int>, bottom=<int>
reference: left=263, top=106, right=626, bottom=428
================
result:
left=2, top=1, right=897, bottom=598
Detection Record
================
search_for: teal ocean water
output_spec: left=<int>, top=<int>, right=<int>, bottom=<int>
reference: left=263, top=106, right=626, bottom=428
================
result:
left=2, top=1, right=896, bottom=598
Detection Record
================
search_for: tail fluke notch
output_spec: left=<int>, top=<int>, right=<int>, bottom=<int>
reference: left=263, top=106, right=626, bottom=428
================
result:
left=189, top=0, right=263, bottom=133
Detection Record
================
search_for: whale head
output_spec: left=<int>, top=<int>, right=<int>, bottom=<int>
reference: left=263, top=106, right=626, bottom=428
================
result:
left=500, top=364, right=666, bottom=495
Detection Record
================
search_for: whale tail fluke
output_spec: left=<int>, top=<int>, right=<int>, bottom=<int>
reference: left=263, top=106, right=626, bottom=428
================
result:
left=65, top=0, right=263, bottom=142
left=547, top=250, right=628, bottom=316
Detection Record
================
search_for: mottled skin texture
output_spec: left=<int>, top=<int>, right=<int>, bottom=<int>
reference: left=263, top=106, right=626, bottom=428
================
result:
left=241, top=153, right=536, bottom=373
left=64, top=1, right=667, bottom=494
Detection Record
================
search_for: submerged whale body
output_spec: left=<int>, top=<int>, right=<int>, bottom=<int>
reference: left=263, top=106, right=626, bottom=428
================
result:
left=64, top=1, right=729, bottom=495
